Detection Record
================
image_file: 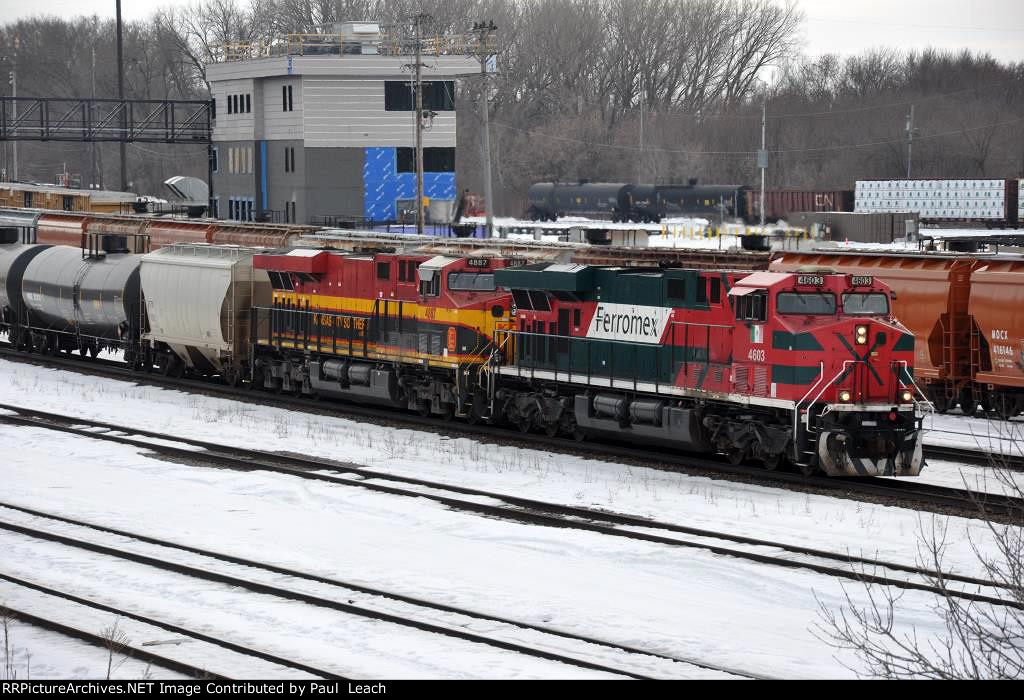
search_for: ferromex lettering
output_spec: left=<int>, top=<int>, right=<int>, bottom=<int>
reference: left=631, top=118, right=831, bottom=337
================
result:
left=586, top=303, right=672, bottom=344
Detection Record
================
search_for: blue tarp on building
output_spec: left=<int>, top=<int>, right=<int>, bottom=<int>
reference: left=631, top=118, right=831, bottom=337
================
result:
left=363, top=146, right=456, bottom=222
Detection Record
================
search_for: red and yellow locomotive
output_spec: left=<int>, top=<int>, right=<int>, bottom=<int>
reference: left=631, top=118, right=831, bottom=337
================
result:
left=250, top=249, right=518, bottom=417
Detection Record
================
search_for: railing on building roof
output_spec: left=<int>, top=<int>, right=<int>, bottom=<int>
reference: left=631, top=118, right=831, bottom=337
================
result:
left=216, top=31, right=495, bottom=62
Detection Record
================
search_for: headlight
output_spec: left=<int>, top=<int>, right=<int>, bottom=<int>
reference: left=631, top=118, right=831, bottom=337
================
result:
left=855, top=325, right=868, bottom=345
left=901, top=390, right=913, bottom=402
left=839, top=390, right=852, bottom=402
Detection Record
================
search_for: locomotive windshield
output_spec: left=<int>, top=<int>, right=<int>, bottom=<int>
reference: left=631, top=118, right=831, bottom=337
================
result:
left=777, top=292, right=836, bottom=315
left=448, top=272, right=497, bottom=291
left=842, top=292, right=889, bottom=315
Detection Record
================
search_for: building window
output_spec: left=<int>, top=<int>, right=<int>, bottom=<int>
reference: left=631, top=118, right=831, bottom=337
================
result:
left=246, top=147, right=253, bottom=174
left=212, top=196, right=219, bottom=218
left=284, top=147, right=295, bottom=173
left=282, top=85, right=293, bottom=112
left=396, top=147, right=455, bottom=173
left=245, top=94, right=251, bottom=113
left=211, top=98, right=216, bottom=120
left=212, top=147, right=219, bottom=173
left=384, top=80, right=455, bottom=111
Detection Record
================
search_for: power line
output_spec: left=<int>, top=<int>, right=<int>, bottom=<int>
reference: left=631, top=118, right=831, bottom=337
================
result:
left=490, top=115, right=1023, bottom=157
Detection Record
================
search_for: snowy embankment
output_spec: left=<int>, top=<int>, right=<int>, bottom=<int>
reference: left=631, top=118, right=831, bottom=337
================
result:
left=0, top=359, right=1017, bottom=678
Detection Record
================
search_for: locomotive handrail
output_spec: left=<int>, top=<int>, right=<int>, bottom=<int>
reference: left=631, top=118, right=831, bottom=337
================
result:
left=792, top=362, right=825, bottom=462
left=803, top=361, right=855, bottom=431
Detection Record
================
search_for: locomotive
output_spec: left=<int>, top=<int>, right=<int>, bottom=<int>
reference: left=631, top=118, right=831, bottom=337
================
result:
left=0, top=232, right=925, bottom=477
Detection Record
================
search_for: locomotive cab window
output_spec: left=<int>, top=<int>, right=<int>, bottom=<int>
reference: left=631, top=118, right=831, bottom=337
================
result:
left=735, top=291, right=767, bottom=322
left=418, top=267, right=440, bottom=296
left=842, top=293, right=889, bottom=315
left=376, top=262, right=391, bottom=280
left=777, top=292, right=836, bottom=315
left=448, top=272, right=496, bottom=292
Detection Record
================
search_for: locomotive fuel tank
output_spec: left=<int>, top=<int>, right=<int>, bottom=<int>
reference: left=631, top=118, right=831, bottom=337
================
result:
left=21, top=245, right=142, bottom=340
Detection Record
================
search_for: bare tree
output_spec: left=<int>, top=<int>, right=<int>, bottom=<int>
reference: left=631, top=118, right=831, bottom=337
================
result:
left=816, top=434, right=1024, bottom=679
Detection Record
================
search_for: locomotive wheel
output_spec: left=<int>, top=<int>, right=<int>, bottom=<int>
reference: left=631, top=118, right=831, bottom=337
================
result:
left=726, top=448, right=746, bottom=466
left=761, top=453, right=782, bottom=471
left=415, top=400, right=431, bottom=417
left=932, top=394, right=950, bottom=413
left=544, top=422, right=559, bottom=438
left=516, top=415, right=532, bottom=433
left=572, top=428, right=587, bottom=442
left=439, top=403, right=455, bottom=422
left=797, top=461, right=817, bottom=477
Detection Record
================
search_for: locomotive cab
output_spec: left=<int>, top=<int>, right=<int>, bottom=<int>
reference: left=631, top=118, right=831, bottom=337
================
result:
left=730, top=270, right=925, bottom=476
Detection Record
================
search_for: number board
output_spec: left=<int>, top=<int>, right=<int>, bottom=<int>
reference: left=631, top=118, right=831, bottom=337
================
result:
left=796, top=274, right=825, bottom=286
left=466, top=258, right=490, bottom=268
left=850, top=275, right=874, bottom=287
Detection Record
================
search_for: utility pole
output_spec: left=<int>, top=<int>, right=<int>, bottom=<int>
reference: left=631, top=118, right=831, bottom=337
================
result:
left=758, top=101, right=766, bottom=228
left=91, top=47, right=98, bottom=188
left=638, top=92, right=644, bottom=182
left=472, top=20, right=497, bottom=238
left=116, top=0, right=127, bottom=191
left=10, top=35, right=18, bottom=181
left=905, top=104, right=917, bottom=179
left=413, top=13, right=428, bottom=236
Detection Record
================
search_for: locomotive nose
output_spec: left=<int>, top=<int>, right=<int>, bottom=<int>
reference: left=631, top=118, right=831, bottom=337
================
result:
left=833, top=319, right=903, bottom=404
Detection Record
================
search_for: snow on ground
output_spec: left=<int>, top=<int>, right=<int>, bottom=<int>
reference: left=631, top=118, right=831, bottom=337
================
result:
left=0, top=421, right=974, bottom=680
left=0, top=525, right=616, bottom=680
left=0, top=359, right=1020, bottom=678
left=0, top=618, right=189, bottom=680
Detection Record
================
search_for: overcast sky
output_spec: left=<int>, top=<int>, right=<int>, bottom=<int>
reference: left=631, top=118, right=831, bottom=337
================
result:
left=0, top=0, right=1022, bottom=63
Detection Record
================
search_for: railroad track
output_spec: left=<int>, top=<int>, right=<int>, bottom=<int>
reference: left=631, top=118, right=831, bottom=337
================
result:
left=0, top=346, right=1020, bottom=520
left=0, top=504, right=752, bottom=680
left=1, top=404, right=1021, bottom=615
left=0, top=581, right=311, bottom=680
left=923, top=442, right=1024, bottom=471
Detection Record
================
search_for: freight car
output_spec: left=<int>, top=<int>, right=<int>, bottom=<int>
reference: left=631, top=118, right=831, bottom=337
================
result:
left=527, top=182, right=856, bottom=224
left=770, top=249, right=1024, bottom=418
left=527, top=183, right=662, bottom=223
left=0, top=231, right=145, bottom=364
left=1, top=208, right=319, bottom=251
left=0, top=234, right=927, bottom=476
left=855, top=179, right=1021, bottom=227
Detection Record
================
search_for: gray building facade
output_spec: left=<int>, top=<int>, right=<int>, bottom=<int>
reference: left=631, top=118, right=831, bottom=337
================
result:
left=206, top=25, right=477, bottom=225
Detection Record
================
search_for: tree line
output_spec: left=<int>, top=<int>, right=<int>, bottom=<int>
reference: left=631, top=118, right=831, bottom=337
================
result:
left=0, top=0, right=1021, bottom=214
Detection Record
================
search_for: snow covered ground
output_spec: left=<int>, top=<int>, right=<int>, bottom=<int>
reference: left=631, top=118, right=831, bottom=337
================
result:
left=0, top=358, right=1019, bottom=678
left=0, top=618, right=190, bottom=680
